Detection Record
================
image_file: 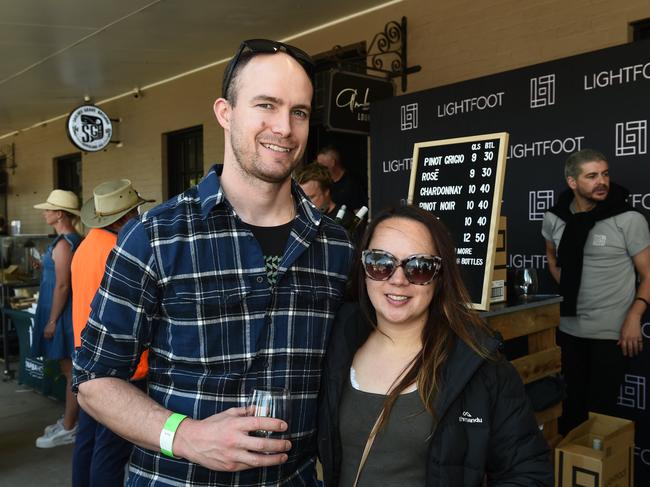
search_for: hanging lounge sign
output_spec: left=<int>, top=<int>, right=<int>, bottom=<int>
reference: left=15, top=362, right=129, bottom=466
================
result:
left=66, top=105, right=113, bottom=152
left=324, top=70, right=394, bottom=135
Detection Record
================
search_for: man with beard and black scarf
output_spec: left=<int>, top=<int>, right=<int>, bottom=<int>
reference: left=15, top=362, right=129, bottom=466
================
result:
left=542, top=148, right=650, bottom=434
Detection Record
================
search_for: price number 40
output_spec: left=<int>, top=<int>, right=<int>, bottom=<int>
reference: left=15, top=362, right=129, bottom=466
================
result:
left=466, top=200, right=490, bottom=210
left=464, top=216, right=488, bottom=226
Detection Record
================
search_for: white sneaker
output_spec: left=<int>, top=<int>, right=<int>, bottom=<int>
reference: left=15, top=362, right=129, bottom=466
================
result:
left=35, top=423, right=77, bottom=448
left=43, top=416, right=64, bottom=435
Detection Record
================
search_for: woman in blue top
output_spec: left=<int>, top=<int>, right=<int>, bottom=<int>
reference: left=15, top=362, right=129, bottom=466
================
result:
left=32, top=189, right=82, bottom=448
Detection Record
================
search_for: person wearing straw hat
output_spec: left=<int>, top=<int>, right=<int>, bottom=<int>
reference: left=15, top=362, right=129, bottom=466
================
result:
left=32, top=189, right=83, bottom=448
left=79, top=179, right=154, bottom=230
left=71, top=179, right=153, bottom=487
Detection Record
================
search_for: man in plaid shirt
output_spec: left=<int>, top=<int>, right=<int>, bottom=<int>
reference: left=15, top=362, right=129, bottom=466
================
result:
left=73, top=39, right=354, bottom=486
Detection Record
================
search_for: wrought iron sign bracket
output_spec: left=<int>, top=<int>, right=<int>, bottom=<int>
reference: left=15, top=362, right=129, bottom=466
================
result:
left=108, top=118, right=122, bottom=147
left=365, top=16, right=421, bottom=92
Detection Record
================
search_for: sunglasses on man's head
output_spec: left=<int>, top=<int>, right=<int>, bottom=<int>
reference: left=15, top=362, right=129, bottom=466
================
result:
left=362, top=249, right=442, bottom=286
left=222, top=39, right=315, bottom=99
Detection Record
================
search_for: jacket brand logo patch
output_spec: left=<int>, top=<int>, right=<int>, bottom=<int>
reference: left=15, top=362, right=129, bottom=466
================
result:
left=459, top=410, right=483, bottom=423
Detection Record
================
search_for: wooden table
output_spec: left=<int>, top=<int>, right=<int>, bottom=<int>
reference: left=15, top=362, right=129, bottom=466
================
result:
left=481, top=295, right=563, bottom=447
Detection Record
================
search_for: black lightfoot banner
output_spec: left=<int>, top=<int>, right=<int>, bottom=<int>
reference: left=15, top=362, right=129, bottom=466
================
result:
left=370, top=39, right=650, bottom=483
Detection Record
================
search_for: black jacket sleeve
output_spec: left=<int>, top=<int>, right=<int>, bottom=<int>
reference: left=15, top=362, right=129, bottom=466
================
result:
left=318, top=303, right=368, bottom=487
left=485, top=359, right=554, bottom=486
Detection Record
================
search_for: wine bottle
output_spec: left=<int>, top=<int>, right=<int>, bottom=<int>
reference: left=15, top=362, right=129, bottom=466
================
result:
left=347, top=206, right=368, bottom=233
left=334, top=205, right=347, bottom=223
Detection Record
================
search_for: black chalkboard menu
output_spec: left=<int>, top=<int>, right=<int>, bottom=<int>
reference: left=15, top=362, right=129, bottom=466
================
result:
left=408, top=132, right=508, bottom=310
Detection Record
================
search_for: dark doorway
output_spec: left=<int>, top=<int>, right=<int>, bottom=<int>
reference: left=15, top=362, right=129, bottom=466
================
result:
left=306, top=43, right=370, bottom=204
left=54, top=153, right=82, bottom=202
left=166, top=125, right=203, bottom=198
left=305, top=128, right=368, bottom=197
left=631, top=18, right=650, bottom=41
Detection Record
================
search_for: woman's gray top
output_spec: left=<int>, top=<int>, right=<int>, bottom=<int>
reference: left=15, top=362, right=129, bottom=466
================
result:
left=338, top=373, right=435, bottom=487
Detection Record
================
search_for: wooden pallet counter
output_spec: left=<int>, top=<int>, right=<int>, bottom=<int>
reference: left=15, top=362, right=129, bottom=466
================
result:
left=480, top=295, right=563, bottom=447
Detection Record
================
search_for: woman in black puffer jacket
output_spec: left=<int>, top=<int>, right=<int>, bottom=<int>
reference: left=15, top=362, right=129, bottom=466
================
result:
left=318, top=205, right=553, bottom=486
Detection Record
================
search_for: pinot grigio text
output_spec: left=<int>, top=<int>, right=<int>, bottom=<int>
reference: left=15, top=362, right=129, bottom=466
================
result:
left=409, top=133, right=508, bottom=309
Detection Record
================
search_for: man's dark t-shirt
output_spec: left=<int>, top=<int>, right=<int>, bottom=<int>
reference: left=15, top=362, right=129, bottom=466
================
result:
left=242, top=221, right=292, bottom=286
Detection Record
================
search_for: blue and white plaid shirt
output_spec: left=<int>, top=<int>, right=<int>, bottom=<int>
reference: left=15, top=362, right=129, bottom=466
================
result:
left=73, top=165, right=354, bottom=486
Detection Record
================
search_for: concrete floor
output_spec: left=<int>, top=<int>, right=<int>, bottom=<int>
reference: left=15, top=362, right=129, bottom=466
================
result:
left=0, top=374, right=71, bottom=487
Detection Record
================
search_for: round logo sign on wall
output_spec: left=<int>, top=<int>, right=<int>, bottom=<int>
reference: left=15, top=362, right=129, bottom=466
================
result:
left=66, top=105, right=113, bottom=152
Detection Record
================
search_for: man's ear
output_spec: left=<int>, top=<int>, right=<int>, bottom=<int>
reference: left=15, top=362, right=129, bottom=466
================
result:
left=213, top=98, right=230, bottom=130
left=567, top=176, right=577, bottom=190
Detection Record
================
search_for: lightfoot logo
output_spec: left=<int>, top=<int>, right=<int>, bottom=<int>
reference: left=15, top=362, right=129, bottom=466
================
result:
left=400, top=103, right=418, bottom=131
left=529, top=190, right=554, bottom=221
left=509, top=254, right=548, bottom=269
left=615, top=120, right=647, bottom=156
left=508, top=136, right=584, bottom=159
left=618, top=374, right=646, bottom=410
left=436, top=92, right=504, bottom=118
left=635, top=445, right=650, bottom=466
left=628, top=193, right=650, bottom=210
left=642, top=322, right=650, bottom=339
left=530, top=74, right=555, bottom=108
left=458, top=410, right=483, bottom=423
left=584, top=62, right=650, bottom=90
left=382, top=157, right=412, bottom=173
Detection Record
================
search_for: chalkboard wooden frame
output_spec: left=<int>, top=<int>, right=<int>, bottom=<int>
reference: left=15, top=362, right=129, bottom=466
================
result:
left=407, top=132, right=509, bottom=310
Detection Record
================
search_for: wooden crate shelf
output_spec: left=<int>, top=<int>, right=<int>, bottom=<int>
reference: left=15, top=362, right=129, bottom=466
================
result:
left=482, top=296, right=562, bottom=447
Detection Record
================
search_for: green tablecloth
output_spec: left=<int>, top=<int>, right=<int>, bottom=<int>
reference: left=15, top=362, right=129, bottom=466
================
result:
left=4, top=308, right=66, bottom=401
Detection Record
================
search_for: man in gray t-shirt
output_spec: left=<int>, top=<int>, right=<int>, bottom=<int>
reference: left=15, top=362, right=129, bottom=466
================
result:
left=542, top=148, right=650, bottom=435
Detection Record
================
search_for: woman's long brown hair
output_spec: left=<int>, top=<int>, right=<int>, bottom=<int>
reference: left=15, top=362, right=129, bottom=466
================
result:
left=353, top=205, right=495, bottom=430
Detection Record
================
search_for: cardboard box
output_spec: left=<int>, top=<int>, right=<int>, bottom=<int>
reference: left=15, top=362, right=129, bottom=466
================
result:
left=490, top=216, right=507, bottom=303
left=494, top=216, right=507, bottom=267
left=490, top=268, right=506, bottom=303
left=555, top=412, right=635, bottom=487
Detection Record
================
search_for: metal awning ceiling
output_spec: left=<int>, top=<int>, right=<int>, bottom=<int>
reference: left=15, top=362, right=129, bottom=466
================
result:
left=0, top=0, right=397, bottom=138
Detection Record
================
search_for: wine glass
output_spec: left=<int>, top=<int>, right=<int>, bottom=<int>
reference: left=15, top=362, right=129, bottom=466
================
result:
left=513, top=268, right=538, bottom=300
left=246, top=387, right=291, bottom=450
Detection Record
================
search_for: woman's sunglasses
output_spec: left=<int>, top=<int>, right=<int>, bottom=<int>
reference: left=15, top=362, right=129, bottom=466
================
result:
left=222, top=39, right=315, bottom=99
left=362, top=249, right=442, bottom=285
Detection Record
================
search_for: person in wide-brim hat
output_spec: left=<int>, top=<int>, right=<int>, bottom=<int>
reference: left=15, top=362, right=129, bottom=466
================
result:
left=70, top=179, right=154, bottom=476
left=32, top=188, right=83, bottom=449
left=81, top=179, right=154, bottom=229
left=34, top=189, right=81, bottom=216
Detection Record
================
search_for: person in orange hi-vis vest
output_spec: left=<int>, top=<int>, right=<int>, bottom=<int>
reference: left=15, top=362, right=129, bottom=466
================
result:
left=71, top=179, right=154, bottom=487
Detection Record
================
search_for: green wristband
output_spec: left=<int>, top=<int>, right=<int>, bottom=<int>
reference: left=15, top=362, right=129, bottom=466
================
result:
left=160, top=413, right=187, bottom=458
